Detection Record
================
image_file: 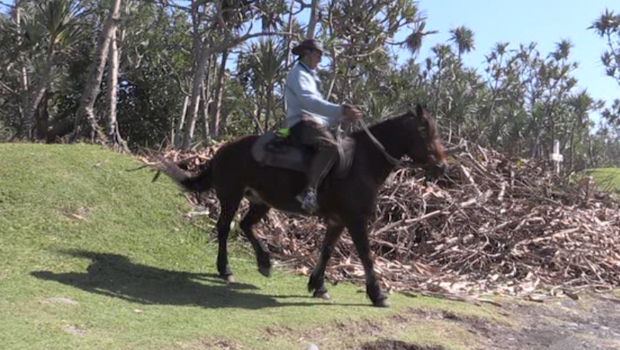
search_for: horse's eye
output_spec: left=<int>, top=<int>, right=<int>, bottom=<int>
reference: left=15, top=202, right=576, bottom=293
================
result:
left=417, top=125, right=428, bottom=138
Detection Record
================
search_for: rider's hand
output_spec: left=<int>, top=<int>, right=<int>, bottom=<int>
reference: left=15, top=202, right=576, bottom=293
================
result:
left=343, top=104, right=362, bottom=121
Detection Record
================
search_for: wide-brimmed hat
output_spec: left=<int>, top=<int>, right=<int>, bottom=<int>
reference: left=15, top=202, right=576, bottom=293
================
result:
left=291, top=39, right=324, bottom=56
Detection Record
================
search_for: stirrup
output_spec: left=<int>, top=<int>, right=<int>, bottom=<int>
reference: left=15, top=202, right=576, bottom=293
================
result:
left=297, top=189, right=318, bottom=213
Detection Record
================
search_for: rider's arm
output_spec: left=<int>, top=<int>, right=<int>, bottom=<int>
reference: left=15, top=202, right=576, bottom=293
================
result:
left=290, top=69, right=343, bottom=121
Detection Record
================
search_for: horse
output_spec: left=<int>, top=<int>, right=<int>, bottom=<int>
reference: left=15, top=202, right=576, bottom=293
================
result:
left=158, top=104, right=447, bottom=307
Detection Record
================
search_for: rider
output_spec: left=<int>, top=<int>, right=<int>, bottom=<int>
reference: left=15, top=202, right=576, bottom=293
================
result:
left=285, top=39, right=362, bottom=213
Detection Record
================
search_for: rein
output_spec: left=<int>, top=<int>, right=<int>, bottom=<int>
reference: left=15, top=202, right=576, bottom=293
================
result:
left=357, top=118, right=425, bottom=170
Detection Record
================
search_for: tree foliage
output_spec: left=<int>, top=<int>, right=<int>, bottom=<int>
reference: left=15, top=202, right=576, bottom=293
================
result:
left=0, top=1, right=618, bottom=168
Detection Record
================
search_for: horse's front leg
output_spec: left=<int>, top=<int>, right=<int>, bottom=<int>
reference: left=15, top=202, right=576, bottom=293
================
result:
left=215, top=199, right=241, bottom=282
left=347, top=219, right=389, bottom=307
left=308, top=221, right=344, bottom=299
left=239, top=203, right=272, bottom=277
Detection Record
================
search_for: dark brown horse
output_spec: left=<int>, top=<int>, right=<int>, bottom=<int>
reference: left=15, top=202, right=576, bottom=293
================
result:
left=158, top=104, right=447, bottom=307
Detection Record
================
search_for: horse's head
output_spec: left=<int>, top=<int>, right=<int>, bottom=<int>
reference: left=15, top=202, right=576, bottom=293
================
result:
left=402, top=104, right=447, bottom=178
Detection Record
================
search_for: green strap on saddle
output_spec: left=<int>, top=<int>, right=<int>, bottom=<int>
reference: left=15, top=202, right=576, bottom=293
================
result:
left=277, top=128, right=290, bottom=138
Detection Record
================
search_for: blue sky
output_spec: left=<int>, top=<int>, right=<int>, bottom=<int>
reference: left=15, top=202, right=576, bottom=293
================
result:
left=407, top=0, right=619, bottom=119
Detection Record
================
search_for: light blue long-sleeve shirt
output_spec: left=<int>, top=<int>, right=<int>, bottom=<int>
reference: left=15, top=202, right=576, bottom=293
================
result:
left=284, top=61, right=343, bottom=128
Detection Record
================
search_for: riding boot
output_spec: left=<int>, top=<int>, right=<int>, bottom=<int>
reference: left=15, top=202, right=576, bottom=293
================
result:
left=300, top=147, right=338, bottom=213
left=289, top=116, right=340, bottom=213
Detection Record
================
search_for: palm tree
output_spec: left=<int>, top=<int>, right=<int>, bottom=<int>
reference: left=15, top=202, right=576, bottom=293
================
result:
left=449, top=25, right=475, bottom=58
left=590, top=10, right=620, bottom=85
left=245, top=38, right=287, bottom=130
left=590, top=9, right=620, bottom=37
left=552, top=39, right=572, bottom=61
left=566, top=91, right=602, bottom=170
left=429, top=44, right=453, bottom=117
left=20, top=0, right=84, bottom=139
left=404, top=21, right=437, bottom=57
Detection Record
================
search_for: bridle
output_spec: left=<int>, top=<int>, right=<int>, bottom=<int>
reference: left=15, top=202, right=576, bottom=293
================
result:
left=357, top=118, right=428, bottom=170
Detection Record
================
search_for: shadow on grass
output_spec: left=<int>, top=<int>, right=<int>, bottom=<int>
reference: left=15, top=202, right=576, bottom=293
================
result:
left=31, top=250, right=364, bottom=310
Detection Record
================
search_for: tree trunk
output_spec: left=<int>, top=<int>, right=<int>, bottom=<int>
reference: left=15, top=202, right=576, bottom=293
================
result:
left=306, top=0, right=320, bottom=38
left=253, top=104, right=264, bottom=134
left=201, top=83, right=211, bottom=138
left=35, top=91, right=49, bottom=140
left=180, top=0, right=207, bottom=150
left=181, top=43, right=209, bottom=150
left=281, top=0, right=296, bottom=114
left=180, top=3, right=294, bottom=148
left=13, top=0, right=30, bottom=137
left=201, top=57, right=216, bottom=138
left=22, top=49, right=55, bottom=140
left=284, top=0, right=295, bottom=64
left=264, top=88, right=273, bottom=131
left=432, top=57, right=443, bottom=118
left=568, top=130, right=575, bottom=171
left=106, top=28, right=127, bottom=151
left=326, top=46, right=339, bottom=99
left=210, top=48, right=229, bottom=137
left=173, top=95, right=189, bottom=148
left=46, top=117, right=75, bottom=143
left=72, top=0, right=122, bottom=143
left=566, top=117, right=583, bottom=172
left=532, top=126, right=544, bottom=159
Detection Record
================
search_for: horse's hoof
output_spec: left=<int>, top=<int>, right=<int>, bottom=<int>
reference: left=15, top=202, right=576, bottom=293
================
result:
left=220, top=274, right=235, bottom=283
left=372, top=298, right=390, bottom=308
left=313, top=291, right=331, bottom=300
left=258, top=265, right=271, bottom=277
left=307, top=273, right=320, bottom=293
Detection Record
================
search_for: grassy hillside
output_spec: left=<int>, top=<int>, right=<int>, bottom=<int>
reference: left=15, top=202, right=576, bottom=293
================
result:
left=0, top=144, right=504, bottom=350
left=585, top=168, right=620, bottom=193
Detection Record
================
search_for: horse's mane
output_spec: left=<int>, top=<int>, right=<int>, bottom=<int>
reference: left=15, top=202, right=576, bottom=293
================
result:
left=350, top=110, right=411, bottom=140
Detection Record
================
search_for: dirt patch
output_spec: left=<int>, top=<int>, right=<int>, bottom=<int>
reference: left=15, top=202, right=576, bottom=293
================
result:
left=494, top=294, right=620, bottom=350
left=184, top=339, right=240, bottom=350
left=63, top=325, right=86, bottom=337
left=243, top=308, right=465, bottom=350
left=198, top=293, right=620, bottom=349
left=360, top=339, right=446, bottom=350
left=412, top=293, right=620, bottom=350
left=42, top=297, right=78, bottom=305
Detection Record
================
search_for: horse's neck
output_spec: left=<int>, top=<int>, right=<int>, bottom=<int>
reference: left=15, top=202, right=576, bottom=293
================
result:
left=353, top=118, right=407, bottom=184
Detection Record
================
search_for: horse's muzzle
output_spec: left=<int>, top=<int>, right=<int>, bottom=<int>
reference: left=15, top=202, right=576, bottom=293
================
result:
left=429, top=161, right=448, bottom=179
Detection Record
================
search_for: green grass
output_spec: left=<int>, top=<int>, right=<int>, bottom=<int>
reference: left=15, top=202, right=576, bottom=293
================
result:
left=0, top=144, right=503, bottom=350
left=585, top=168, right=620, bottom=193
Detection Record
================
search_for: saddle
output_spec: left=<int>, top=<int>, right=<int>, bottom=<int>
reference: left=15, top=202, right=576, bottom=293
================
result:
left=251, top=130, right=356, bottom=178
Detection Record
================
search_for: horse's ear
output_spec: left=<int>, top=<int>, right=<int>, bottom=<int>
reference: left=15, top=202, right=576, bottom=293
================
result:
left=415, top=103, right=424, bottom=119
left=412, top=103, right=429, bottom=123
left=414, top=103, right=430, bottom=135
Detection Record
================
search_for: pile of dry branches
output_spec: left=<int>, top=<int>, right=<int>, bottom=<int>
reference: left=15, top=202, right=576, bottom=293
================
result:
left=146, top=142, right=620, bottom=299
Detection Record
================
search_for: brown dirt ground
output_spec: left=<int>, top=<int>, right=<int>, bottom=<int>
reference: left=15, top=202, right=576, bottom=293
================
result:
left=368, top=293, right=620, bottom=350
left=200, top=292, right=620, bottom=350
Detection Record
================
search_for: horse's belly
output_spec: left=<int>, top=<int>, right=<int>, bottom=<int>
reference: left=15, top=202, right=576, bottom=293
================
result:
left=243, top=186, right=305, bottom=214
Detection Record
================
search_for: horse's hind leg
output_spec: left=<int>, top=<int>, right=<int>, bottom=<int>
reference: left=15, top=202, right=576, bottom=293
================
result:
left=308, top=221, right=344, bottom=300
left=239, top=203, right=272, bottom=277
left=215, top=197, right=241, bottom=283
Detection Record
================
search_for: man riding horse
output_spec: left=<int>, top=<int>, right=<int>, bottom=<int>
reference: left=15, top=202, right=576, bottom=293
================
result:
left=285, top=39, right=363, bottom=213
left=156, top=38, right=448, bottom=307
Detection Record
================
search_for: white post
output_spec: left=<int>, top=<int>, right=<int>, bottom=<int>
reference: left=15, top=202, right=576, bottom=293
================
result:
left=550, top=140, right=563, bottom=174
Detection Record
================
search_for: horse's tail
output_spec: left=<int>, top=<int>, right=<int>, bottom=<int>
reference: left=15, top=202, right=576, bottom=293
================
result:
left=158, top=158, right=212, bottom=192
